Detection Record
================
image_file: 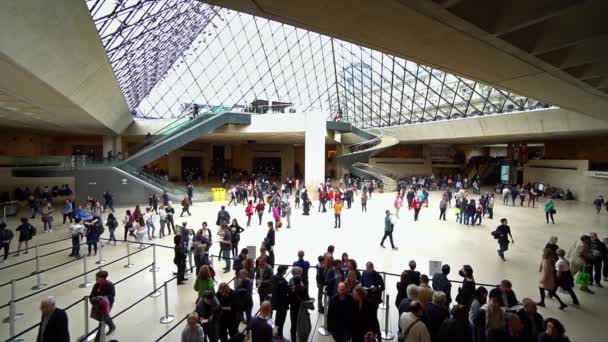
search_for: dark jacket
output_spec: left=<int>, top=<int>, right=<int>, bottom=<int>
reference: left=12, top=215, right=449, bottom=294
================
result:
left=351, top=299, right=381, bottom=342
left=37, top=308, right=70, bottom=342
left=248, top=316, right=273, bottom=342
left=271, top=274, right=290, bottom=310
left=516, top=309, right=544, bottom=342
left=427, top=302, right=450, bottom=340
left=361, top=270, right=385, bottom=305
left=327, top=294, right=355, bottom=337
left=489, top=287, right=519, bottom=308
left=90, top=280, right=116, bottom=308
left=438, top=317, right=471, bottom=342
left=537, top=332, right=570, bottom=342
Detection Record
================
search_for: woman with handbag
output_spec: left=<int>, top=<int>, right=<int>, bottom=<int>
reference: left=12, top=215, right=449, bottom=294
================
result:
left=571, top=235, right=594, bottom=293
left=545, top=200, right=556, bottom=224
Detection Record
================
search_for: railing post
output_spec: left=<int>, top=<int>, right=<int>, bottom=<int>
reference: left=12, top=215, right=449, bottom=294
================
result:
left=317, top=292, right=330, bottom=336
left=159, top=281, right=175, bottom=323
left=123, top=240, right=134, bottom=268
left=31, top=249, right=47, bottom=290
left=79, top=255, right=92, bottom=288
left=95, top=240, right=105, bottom=265
left=149, top=244, right=160, bottom=272
left=29, top=245, right=40, bottom=275
left=2, top=280, right=24, bottom=323
left=8, top=301, right=24, bottom=342
left=150, top=262, right=161, bottom=297
left=381, top=294, right=394, bottom=340
left=79, top=296, right=93, bottom=342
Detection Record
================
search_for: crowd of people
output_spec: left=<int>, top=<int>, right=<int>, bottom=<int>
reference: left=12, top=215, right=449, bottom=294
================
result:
left=3, top=170, right=606, bottom=342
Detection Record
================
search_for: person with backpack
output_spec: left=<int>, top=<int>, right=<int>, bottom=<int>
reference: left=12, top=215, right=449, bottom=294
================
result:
left=85, top=219, right=101, bottom=256
left=216, top=206, right=231, bottom=227
left=0, top=222, right=14, bottom=262
left=15, top=217, right=36, bottom=256
left=492, top=218, right=514, bottom=261
left=180, top=195, right=191, bottom=217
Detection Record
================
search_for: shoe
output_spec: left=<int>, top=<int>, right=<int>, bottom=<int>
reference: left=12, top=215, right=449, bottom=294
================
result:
left=392, top=247, right=399, bottom=250
left=573, top=301, right=580, bottom=306
left=559, top=304, right=568, bottom=310
left=536, top=302, right=545, bottom=307
left=107, top=327, right=116, bottom=336
left=380, top=245, right=385, bottom=248
left=177, top=282, right=185, bottom=285
left=596, top=283, right=604, bottom=288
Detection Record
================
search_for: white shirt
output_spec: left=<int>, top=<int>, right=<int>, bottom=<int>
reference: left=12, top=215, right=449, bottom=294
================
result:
left=538, top=184, right=545, bottom=191
left=399, top=312, right=431, bottom=342
left=556, top=257, right=570, bottom=272
left=159, top=210, right=166, bottom=220
left=70, top=223, right=85, bottom=236
left=502, top=188, right=510, bottom=196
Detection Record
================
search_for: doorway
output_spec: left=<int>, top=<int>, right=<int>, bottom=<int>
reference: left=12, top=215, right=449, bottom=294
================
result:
left=212, top=146, right=225, bottom=176
left=181, top=157, right=202, bottom=182
left=253, top=157, right=281, bottom=181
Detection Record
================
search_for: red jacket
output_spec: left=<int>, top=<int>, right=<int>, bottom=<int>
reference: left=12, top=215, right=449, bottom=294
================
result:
left=412, top=198, right=422, bottom=209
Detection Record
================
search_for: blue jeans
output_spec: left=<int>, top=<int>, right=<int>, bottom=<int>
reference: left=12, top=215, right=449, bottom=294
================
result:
left=222, top=248, right=231, bottom=271
left=146, top=222, right=155, bottom=239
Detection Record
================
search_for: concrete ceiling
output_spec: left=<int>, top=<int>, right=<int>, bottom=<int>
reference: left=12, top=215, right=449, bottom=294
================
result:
left=0, top=0, right=132, bottom=134
left=205, top=0, right=608, bottom=122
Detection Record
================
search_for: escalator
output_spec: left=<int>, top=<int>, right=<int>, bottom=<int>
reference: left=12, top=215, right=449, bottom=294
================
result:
left=336, top=128, right=400, bottom=191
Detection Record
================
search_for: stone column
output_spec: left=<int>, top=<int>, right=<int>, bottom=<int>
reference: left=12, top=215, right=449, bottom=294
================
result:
left=305, top=111, right=326, bottom=199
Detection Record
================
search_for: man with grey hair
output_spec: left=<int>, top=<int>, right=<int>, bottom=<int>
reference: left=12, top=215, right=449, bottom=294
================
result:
left=37, top=296, right=69, bottom=342
left=398, top=284, right=419, bottom=317
left=427, top=291, right=449, bottom=341
left=517, top=298, right=544, bottom=342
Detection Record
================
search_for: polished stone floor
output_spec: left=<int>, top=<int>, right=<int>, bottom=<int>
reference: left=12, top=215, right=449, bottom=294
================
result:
left=1, top=189, right=607, bottom=341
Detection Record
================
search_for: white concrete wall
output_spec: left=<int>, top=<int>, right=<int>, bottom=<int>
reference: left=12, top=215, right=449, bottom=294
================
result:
left=369, top=158, right=432, bottom=177
left=523, top=160, right=608, bottom=203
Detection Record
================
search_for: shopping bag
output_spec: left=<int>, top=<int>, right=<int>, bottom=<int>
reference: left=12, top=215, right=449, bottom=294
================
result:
left=575, top=270, right=590, bottom=287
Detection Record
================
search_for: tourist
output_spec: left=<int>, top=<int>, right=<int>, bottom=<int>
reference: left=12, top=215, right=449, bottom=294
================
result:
left=102, top=191, right=114, bottom=213
left=352, top=285, right=381, bottom=342
left=68, top=218, right=84, bottom=258
left=528, top=188, right=537, bottom=208
left=196, top=290, right=221, bottom=342
left=85, top=219, right=100, bottom=256
left=235, top=269, right=253, bottom=323
left=439, top=196, right=447, bottom=221
left=255, top=200, right=265, bottom=225
left=492, top=218, right=514, bottom=261
left=485, top=296, right=505, bottom=338
left=15, top=217, right=36, bottom=256
left=326, top=259, right=344, bottom=299
left=292, top=250, right=310, bottom=289
left=0, top=223, right=13, bottom=262
left=216, top=206, right=231, bottom=227
left=158, top=205, right=167, bottom=237
left=545, top=200, right=556, bottom=224
left=502, top=186, right=510, bottom=205
left=334, top=199, right=343, bottom=228
left=589, top=232, right=606, bottom=287
left=380, top=210, right=398, bottom=250
left=328, top=282, right=355, bottom=342
left=134, top=217, right=146, bottom=248
left=37, top=296, right=70, bottom=342
left=394, top=194, right=402, bottom=218
left=271, top=265, right=290, bottom=340
left=316, top=255, right=328, bottom=314
left=218, top=224, right=232, bottom=272
left=537, top=248, right=567, bottom=310
left=517, top=299, right=544, bottom=342
left=106, top=212, right=118, bottom=245
left=284, top=200, right=292, bottom=228
left=89, top=271, right=116, bottom=336
left=427, top=292, right=450, bottom=341
left=593, top=195, right=604, bottom=214
left=398, top=301, right=430, bottom=342
left=412, top=196, right=422, bottom=221
left=488, top=279, right=519, bottom=308
left=555, top=248, right=579, bottom=305
left=537, top=318, right=571, bottom=342
left=181, top=312, right=204, bottom=342
left=144, top=207, right=156, bottom=239
left=571, top=235, right=593, bottom=293
left=180, top=195, right=192, bottom=217
left=486, top=193, right=494, bottom=219
left=166, top=202, right=176, bottom=234
left=245, top=200, right=254, bottom=227
left=122, top=209, right=133, bottom=241
left=361, top=189, right=368, bottom=212
left=437, top=304, right=470, bottom=342
left=62, top=200, right=73, bottom=224
left=395, top=271, right=411, bottom=309
left=185, top=228, right=195, bottom=272
left=432, top=264, right=452, bottom=304
left=417, top=274, right=433, bottom=310
left=455, top=265, right=476, bottom=308
left=255, top=256, right=274, bottom=303
left=398, top=284, right=418, bottom=316
left=361, top=262, right=384, bottom=312
left=289, top=275, right=313, bottom=342
left=405, top=260, right=421, bottom=286
left=248, top=301, right=273, bottom=342
left=468, top=286, right=488, bottom=342
left=216, top=283, right=237, bottom=342
left=174, top=235, right=187, bottom=285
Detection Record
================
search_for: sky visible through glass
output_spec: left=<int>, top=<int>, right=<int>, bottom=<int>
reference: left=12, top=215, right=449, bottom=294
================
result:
left=86, top=0, right=544, bottom=128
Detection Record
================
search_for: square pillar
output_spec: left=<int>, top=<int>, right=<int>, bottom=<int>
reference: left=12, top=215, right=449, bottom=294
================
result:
left=305, top=111, right=326, bottom=198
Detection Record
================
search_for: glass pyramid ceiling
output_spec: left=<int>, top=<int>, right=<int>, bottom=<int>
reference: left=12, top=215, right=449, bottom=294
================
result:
left=86, top=0, right=546, bottom=128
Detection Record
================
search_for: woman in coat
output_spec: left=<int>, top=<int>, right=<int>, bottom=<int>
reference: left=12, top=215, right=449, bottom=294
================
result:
left=194, top=265, right=215, bottom=301
left=245, top=201, right=254, bottom=227
left=85, top=222, right=99, bottom=256
left=216, top=283, right=238, bottom=342
left=106, top=213, right=118, bottom=245
left=538, top=248, right=567, bottom=310
left=271, top=265, right=290, bottom=340
left=174, top=235, right=187, bottom=285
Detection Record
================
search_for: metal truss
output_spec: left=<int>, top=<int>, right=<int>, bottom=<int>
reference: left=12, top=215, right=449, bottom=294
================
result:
left=86, top=0, right=547, bottom=126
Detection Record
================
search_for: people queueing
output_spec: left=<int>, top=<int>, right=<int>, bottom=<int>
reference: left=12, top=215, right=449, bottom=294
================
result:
left=37, top=296, right=70, bottom=342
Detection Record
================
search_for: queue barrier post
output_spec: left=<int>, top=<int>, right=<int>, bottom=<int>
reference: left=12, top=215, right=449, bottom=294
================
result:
left=8, top=301, right=24, bottom=342
left=96, top=241, right=105, bottom=265
left=159, top=281, right=175, bottom=324
left=379, top=272, right=387, bottom=310
left=2, top=280, right=24, bottom=323
left=31, top=247, right=47, bottom=290
left=149, top=244, right=160, bottom=272
left=380, top=294, right=394, bottom=340
left=79, top=296, right=94, bottom=342
left=317, top=292, right=330, bottom=336
left=79, top=255, right=92, bottom=288
left=123, top=241, right=134, bottom=268
left=29, top=245, right=40, bottom=275
left=150, top=260, right=161, bottom=297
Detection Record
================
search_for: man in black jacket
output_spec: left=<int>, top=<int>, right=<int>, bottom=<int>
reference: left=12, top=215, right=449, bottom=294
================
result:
left=590, top=232, right=606, bottom=287
left=0, top=222, right=14, bottom=262
left=488, top=280, right=519, bottom=308
left=248, top=301, right=273, bottom=342
left=517, top=299, right=544, bottom=342
left=89, top=271, right=116, bottom=335
left=37, top=296, right=69, bottom=342
left=328, top=282, right=355, bottom=342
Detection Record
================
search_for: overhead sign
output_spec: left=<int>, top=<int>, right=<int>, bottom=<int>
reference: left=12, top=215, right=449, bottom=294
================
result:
left=500, top=165, right=510, bottom=183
